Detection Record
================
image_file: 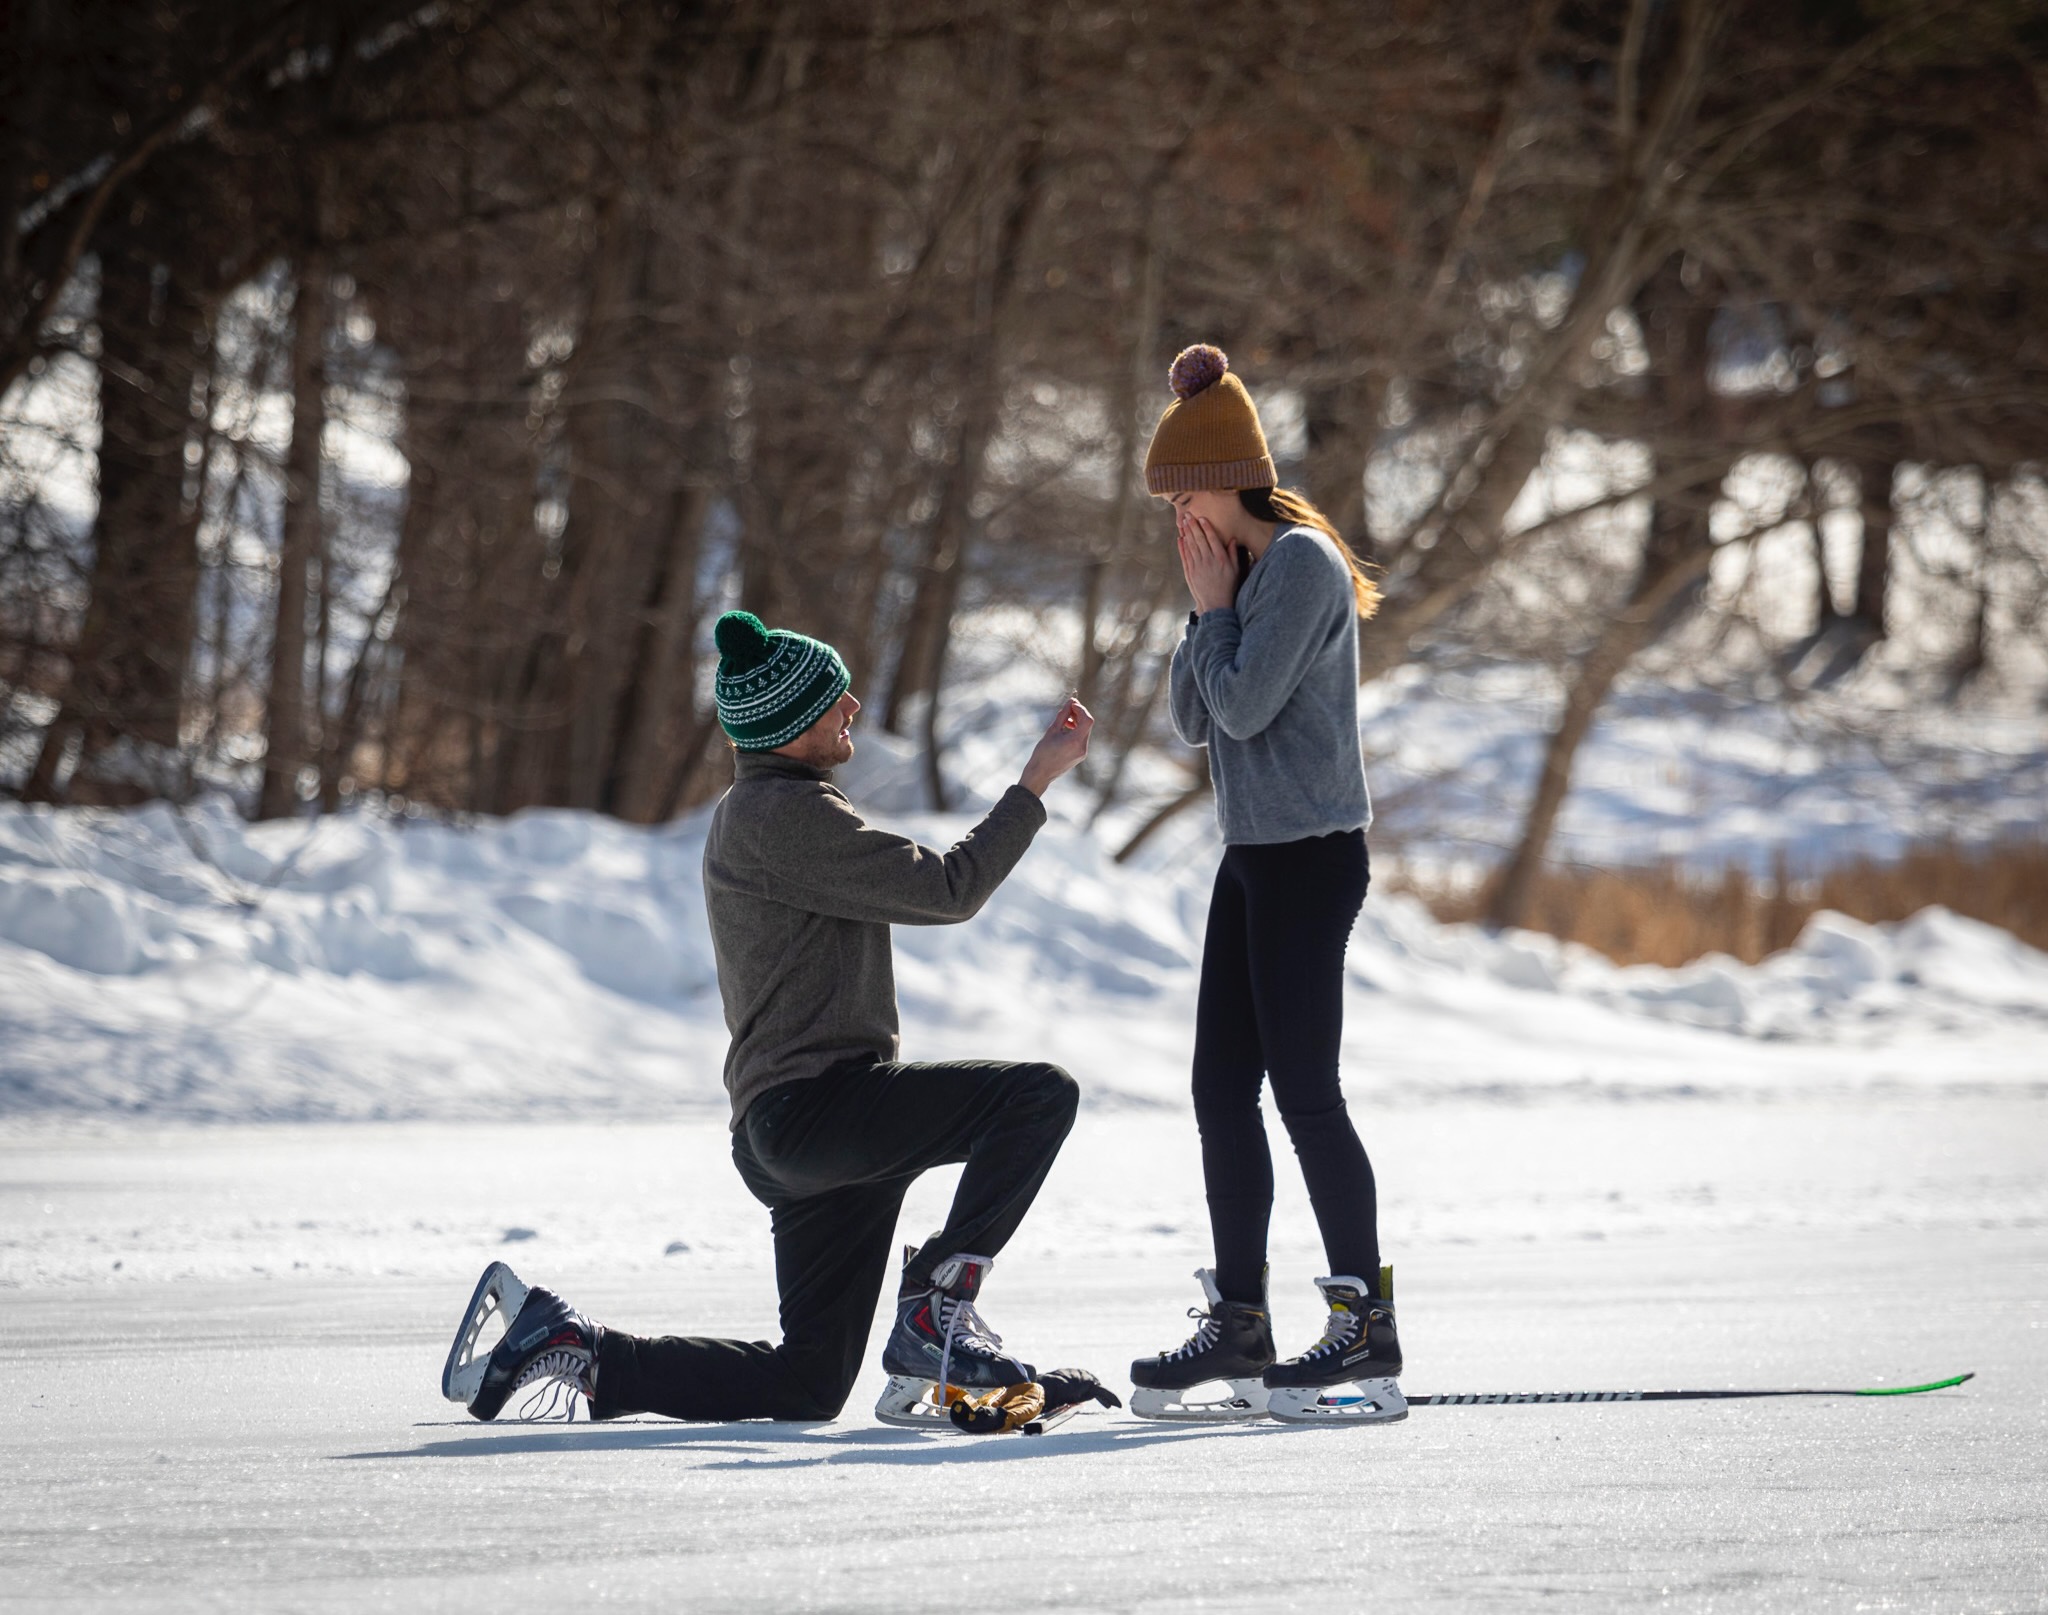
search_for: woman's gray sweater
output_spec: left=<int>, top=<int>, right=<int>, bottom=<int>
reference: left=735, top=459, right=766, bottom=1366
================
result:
left=1168, top=524, right=1374, bottom=845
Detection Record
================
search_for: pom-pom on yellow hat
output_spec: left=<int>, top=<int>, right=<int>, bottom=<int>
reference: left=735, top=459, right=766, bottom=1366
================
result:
left=1143, top=344, right=1277, bottom=495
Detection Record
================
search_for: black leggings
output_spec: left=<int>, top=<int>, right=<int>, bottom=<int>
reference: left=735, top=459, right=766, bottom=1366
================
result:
left=1192, top=830, right=1379, bottom=1305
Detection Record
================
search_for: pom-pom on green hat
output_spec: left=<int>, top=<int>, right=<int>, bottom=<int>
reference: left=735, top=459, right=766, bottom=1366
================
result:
left=713, top=611, right=852, bottom=751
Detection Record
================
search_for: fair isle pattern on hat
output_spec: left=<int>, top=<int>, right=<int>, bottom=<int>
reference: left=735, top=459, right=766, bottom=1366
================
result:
left=713, top=611, right=852, bottom=751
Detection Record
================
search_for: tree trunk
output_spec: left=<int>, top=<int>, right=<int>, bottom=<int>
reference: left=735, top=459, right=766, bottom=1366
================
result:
left=1803, top=463, right=1839, bottom=628
left=557, top=189, right=661, bottom=812
left=1299, top=371, right=1381, bottom=539
left=1852, top=453, right=1894, bottom=638
left=654, top=708, right=734, bottom=821
left=1483, top=477, right=1727, bottom=930
left=1084, top=599, right=1180, bottom=829
left=1078, top=188, right=1166, bottom=714
left=313, top=474, right=337, bottom=811
left=25, top=248, right=208, bottom=804
left=320, top=569, right=398, bottom=811
left=918, top=555, right=968, bottom=811
left=884, top=403, right=983, bottom=739
left=613, top=483, right=713, bottom=823
left=1485, top=248, right=1724, bottom=929
left=883, top=69, right=1047, bottom=773
left=258, top=256, right=327, bottom=820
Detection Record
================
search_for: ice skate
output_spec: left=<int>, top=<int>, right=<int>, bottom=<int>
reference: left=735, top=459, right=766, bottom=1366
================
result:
left=441, top=1260, right=529, bottom=1407
left=1264, top=1271, right=1406, bottom=1425
left=1128, top=1268, right=1275, bottom=1422
left=875, top=1250, right=1034, bottom=1429
left=441, top=1262, right=601, bottom=1421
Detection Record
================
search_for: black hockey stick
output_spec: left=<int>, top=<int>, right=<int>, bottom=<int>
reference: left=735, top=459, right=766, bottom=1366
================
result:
left=1408, top=1372, right=1973, bottom=1406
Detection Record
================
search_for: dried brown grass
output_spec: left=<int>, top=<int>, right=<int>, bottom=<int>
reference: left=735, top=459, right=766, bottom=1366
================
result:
left=1399, top=840, right=2048, bottom=968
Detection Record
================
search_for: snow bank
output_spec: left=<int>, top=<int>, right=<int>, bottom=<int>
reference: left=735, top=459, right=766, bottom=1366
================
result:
left=1355, top=891, right=2048, bottom=1041
left=2, top=795, right=2043, bottom=1122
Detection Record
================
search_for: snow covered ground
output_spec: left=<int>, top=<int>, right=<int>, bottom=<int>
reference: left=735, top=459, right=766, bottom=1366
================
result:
left=4, top=1096, right=2045, bottom=1611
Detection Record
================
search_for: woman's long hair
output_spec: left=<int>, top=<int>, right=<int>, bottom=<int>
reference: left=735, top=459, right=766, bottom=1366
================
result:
left=1238, top=486, right=1381, bottom=621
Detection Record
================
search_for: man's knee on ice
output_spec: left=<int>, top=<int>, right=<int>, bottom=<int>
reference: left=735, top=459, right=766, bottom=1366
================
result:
left=774, top=1370, right=854, bottom=1422
left=780, top=1389, right=846, bottom=1421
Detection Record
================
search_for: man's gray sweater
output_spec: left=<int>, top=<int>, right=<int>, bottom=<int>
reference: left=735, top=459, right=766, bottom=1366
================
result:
left=1169, top=524, right=1374, bottom=845
left=702, top=750, right=1047, bottom=1125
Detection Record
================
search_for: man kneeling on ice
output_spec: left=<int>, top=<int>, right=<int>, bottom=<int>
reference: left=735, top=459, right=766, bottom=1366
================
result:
left=441, top=610, right=1117, bottom=1432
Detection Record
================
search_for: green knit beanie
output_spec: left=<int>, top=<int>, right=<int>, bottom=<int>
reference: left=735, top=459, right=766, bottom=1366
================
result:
left=713, top=611, right=852, bottom=751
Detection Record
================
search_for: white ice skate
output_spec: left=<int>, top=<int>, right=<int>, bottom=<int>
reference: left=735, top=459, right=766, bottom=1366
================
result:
left=440, top=1259, right=529, bottom=1405
left=1265, top=1376, right=1409, bottom=1424
left=1127, top=1269, right=1276, bottom=1423
left=874, top=1249, right=1033, bottom=1429
left=1127, top=1376, right=1273, bottom=1423
left=874, top=1374, right=970, bottom=1429
left=1263, top=1272, right=1407, bottom=1426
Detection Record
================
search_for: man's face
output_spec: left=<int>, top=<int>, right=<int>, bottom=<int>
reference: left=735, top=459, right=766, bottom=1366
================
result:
left=776, top=690, right=860, bottom=768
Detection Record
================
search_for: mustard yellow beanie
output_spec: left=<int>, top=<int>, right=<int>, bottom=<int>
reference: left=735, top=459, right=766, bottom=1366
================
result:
left=1143, top=344, right=1276, bottom=494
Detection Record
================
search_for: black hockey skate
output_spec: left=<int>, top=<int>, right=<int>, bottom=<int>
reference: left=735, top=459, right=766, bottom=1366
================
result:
left=1263, top=1271, right=1406, bottom=1425
left=1128, top=1268, right=1275, bottom=1422
left=875, top=1251, right=1034, bottom=1429
left=442, top=1261, right=601, bottom=1422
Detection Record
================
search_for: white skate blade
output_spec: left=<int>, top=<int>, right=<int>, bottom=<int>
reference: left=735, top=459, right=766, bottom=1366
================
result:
left=441, top=1261, right=528, bottom=1404
left=875, top=1375, right=1060, bottom=1433
left=1020, top=1403, right=1084, bottom=1436
left=874, top=1374, right=959, bottom=1429
left=1266, top=1376, right=1408, bottom=1425
left=1128, top=1378, right=1270, bottom=1423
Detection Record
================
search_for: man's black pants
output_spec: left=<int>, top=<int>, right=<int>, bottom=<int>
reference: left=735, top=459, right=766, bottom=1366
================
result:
left=592, top=1056, right=1078, bottom=1421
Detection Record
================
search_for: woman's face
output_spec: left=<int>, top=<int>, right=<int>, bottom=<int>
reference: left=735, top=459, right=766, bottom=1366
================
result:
left=1164, top=487, right=1240, bottom=539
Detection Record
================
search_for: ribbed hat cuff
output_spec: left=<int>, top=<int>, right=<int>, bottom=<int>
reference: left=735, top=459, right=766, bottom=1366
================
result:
left=1145, top=456, right=1277, bottom=495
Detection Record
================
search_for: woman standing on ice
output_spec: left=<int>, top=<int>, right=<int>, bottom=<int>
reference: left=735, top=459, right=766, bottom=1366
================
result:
left=1127, top=344, right=1403, bottom=1425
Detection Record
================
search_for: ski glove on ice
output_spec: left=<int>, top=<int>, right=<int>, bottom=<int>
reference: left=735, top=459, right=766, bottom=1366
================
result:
left=946, top=1368, right=1124, bottom=1435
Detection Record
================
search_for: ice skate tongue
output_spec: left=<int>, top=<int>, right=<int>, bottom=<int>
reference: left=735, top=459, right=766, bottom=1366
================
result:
left=929, top=1252, right=993, bottom=1301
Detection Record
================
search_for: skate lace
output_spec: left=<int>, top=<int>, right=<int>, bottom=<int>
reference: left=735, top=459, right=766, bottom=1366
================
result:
left=513, top=1347, right=593, bottom=1421
left=1302, top=1305, right=1363, bottom=1361
left=935, top=1293, right=1008, bottom=1393
left=1165, top=1308, right=1221, bottom=1362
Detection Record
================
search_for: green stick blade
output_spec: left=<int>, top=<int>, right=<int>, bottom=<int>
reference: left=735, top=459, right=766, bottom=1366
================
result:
left=1855, top=1372, right=1975, bottom=1396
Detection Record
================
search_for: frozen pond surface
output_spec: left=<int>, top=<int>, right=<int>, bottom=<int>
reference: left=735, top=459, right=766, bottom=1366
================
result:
left=4, top=1094, right=2045, bottom=1612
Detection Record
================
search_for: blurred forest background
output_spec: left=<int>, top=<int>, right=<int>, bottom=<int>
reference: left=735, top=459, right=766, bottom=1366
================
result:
left=3, top=0, right=2045, bottom=959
